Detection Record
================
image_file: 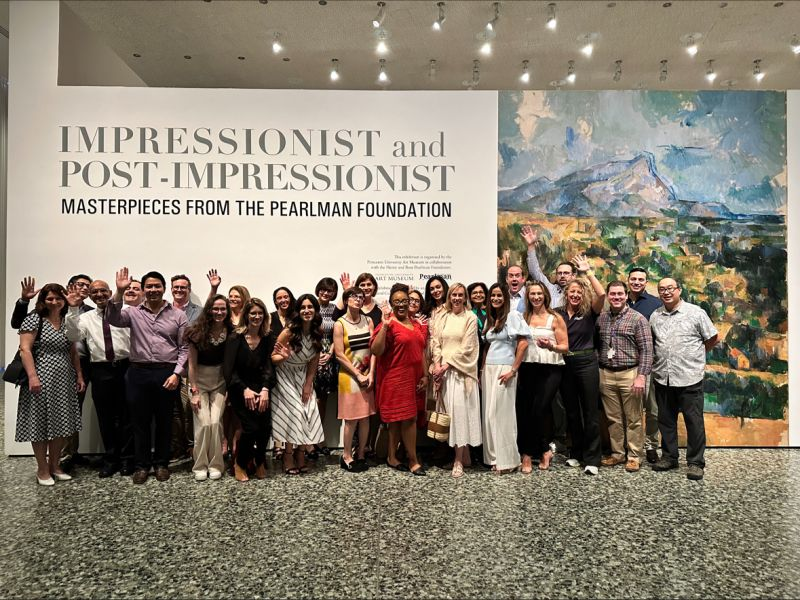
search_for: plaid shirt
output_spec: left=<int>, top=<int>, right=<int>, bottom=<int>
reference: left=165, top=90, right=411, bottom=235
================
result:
left=596, top=305, right=653, bottom=375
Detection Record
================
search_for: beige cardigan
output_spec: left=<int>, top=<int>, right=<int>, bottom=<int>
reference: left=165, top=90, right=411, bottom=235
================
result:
left=431, top=310, right=479, bottom=381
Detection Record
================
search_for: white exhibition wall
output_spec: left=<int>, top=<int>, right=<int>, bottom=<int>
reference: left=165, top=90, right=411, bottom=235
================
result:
left=4, top=2, right=798, bottom=452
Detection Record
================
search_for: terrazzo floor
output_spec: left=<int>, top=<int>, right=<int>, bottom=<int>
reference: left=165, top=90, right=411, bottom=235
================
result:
left=1, top=400, right=798, bottom=598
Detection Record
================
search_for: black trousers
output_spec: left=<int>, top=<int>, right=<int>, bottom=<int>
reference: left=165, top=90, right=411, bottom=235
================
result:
left=560, top=353, right=602, bottom=467
left=90, top=360, right=134, bottom=468
left=230, top=387, right=271, bottom=469
left=654, top=380, right=706, bottom=468
left=517, top=362, right=562, bottom=457
left=126, top=365, right=177, bottom=470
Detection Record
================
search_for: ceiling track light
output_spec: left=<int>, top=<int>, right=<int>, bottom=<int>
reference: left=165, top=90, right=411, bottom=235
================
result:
left=791, top=34, right=800, bottom=55
left=705, top=59, right=716, bottom=83
left=659, top=59, right=668, bottom=82
left=271, top=32, right=283, bottom=54
left=372, top=1, right=386, bottom=29
left=433, top=2, right=446, bottom=30
left=578, top=33, right=598, bottom=57
left=330, top=58, right=340, bottom=82
left=546, top=3, right=557, bottom=30
left=520, top=59, right=530, bottom=84
left=613, top=59, right=622, bottom=82
left=566, top=60, right=576, bottom=83
left=429, top=59, right=438, bottom=80
left=377, top=58, right=389, bottom=84
left=486, top=2, right=500, bottom=31
left=681, top=32, right=702, bottom=57
left=753, top=59, right=764, bottom=82
left=470, top=59, right=481, bottom=88
left=376, top=29, right=389, bottom=55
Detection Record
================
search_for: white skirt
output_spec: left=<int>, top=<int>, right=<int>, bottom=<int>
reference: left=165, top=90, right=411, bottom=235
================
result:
left=481, top=364, right=520, bottom=470
left=441, top=369, right=482, bottom=448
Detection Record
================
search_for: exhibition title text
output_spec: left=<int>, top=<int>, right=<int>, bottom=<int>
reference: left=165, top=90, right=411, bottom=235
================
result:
left=59, top=126, right=455, bottom=193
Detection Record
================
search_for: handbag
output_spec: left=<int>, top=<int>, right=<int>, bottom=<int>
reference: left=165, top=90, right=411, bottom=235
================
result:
left=2, top=316, right=44, bottom=387
left=426, top=388, right=450, bottom=442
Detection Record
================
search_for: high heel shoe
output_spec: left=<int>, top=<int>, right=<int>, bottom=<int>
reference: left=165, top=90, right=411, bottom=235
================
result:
left=37, top=475, right=55, bottom=486
left=340, top=457, right=361, bottom=472
left=50, top=471, right=73, bottom=481
left=539, top=450, right=553, bottom=471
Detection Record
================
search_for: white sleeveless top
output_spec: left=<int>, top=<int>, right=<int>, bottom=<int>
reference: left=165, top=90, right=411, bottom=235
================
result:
left=525, top=314, right=565, bottom=365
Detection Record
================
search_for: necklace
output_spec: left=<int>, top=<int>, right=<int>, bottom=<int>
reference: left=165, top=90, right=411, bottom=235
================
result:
left=209, top=330, right=227, bottom=346
left=343, top=313, right=362, bottom=326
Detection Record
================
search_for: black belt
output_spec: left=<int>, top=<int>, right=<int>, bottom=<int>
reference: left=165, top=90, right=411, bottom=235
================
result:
left=600, top=364, right=637, bottom=372
left=130, top=362, right=176, bottom=370
left=92, top=358, right=130, bottom=368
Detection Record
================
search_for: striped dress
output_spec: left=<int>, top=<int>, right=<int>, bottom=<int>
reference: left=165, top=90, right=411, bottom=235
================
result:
left=337, top=315, right=376, bottom=420
left=271, top=335, right=324, bottom=446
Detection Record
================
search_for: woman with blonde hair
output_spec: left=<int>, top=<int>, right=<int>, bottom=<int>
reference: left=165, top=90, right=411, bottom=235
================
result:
left=431, top=283, right=481, bottom=478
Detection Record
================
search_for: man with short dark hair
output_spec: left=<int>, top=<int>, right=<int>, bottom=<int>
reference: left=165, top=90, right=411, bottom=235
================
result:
left=520, top=225, right=575, bottom=308
left=650, top=277, right=718, bottom=481
left=597, top=280, right=653, bottom=473
left=108, top=268, right=188, bottom=484
left=505, top=264, right=526, bottom=312
left=170, top=274, right=201, bottom=462
left=123, top=279, right=144, bottom=306
left=627, top=266, right=663, bottom=463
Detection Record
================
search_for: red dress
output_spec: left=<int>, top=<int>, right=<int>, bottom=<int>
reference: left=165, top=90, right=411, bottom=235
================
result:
left=371, top=319, right=428, bottom=424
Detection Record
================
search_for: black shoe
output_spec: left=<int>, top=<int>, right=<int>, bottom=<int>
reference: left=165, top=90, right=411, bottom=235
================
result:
left=646, top=449, right=659, bottom=464
left=686, top=464, right=704, bottom=480
left=386, top=460, right=409, bottom=472
left=120, top=464, right=135, bottom=476
left=307, top=449, right=320, bottom=461
left=98, top=464, right=119, bottom=478
left=652, top=457, right=679, bottom=471
left=340, top=457, right=365, bottom=472
left=410, top=466, right=427, bottom=476
left=71, top=453, right=89, bottom=466
left=59, top=457, right=75, bottom=473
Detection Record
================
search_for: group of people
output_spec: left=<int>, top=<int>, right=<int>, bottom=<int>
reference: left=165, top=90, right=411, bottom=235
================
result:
left=9, top=226, right=718, bottom=485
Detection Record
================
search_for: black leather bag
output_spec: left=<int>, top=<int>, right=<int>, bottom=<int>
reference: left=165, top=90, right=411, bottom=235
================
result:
left=2, top=316, right=44, bottom=387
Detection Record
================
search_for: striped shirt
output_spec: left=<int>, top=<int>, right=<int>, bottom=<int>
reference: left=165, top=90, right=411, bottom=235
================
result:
left=649, top=300, right=718, bottom=387
left=596, top=305, right=653, bottom=375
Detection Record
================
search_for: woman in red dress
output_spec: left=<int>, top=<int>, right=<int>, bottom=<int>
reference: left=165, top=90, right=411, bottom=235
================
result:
left=371, top=283, right=428, bottom=475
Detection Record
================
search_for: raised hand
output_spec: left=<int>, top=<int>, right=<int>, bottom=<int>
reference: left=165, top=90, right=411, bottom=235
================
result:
left=520, top=224, right=538, bottom=247
left=20, top=276, right=40, bottom=302
left=273, top=341, right=291, bottom=360
left=572, top=253, right=591, bottom=274
left=115, top=267, right=131, bottom=292
left=339, top=272, right=351, bottom=290
left=381, top=301, right=394, bottom=324
left=65, top=283, right=83, bottom=308
left=207, top=269, right=221, bottom=290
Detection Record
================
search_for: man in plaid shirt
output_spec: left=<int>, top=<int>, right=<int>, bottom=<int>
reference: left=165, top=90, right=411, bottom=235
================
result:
left=596, top=280, right=653, bottom=473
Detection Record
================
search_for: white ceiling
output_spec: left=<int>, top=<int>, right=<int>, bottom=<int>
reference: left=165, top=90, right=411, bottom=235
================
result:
left=62, top=0, right=800, bottom=90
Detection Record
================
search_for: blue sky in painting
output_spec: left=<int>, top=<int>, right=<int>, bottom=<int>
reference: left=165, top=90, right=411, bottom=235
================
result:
left=498, top=91, right=786, bottom=215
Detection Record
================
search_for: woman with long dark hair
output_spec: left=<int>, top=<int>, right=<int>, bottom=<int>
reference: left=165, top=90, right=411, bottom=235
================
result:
left=313, top=277, right=339, bottom=457
left=186, top=294, right=232, bottom=481
left=372, top=283, right=428, bottom=475
left=16, top=284, right=85, bottom=485
left=556, top=256, right=606, bottom=476
left=270, top=286, right=296, bottom=339
left=482, top=284, right=530, bottom=473
left=517, top=282, right=568, bottom=473
left=223, top=298, right=275, bottom=482
left=271, top=294, right=325, bottom=475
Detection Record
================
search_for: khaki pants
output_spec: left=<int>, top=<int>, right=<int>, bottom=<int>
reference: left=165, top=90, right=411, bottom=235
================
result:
left=191, top=365, right=226, bottom=475
left=599, top=367, right=643, bottom=461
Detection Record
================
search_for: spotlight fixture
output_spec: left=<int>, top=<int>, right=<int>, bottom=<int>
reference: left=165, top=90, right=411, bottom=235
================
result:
left=566, top=60, right=576, bottom=84
left=578, top=33, right=598, bottom=57
left=330, top=58, right=340, bottom=82
left=429, top=59, right=438, bottom=80
left=681, top=33, right=702, bottom=57
left=469, top=59, right=481, bottom=88
left=376, top=30, right=389, bottom=55
left=480, top=41, right=492, bottom=55
left=486, top=2, right=500, bottom=31
left=613, top=59, right=622, bottom=82
left=372, top=2, right=386, bottom=28
left=705, top=60, right=716, bottom=83
left=378, top=58, right=389, bottom=83
left=433, top=2, right=446, bottom=30
left=791, top=35, right=800, bottom=55
left=659, top=59, right=668, bottom=82
left=520, top=59, right=530, bottom=84
left=546, top=3, right=557, bottom=30
left=753, top=59, right=764, bottom=82
left=272, top=33, right=283, bottom=54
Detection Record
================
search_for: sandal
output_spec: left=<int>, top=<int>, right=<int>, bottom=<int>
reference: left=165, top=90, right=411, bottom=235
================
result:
left=451, top=462, right=464, bottom=478
left=521, top=455, right=533, bottom=475
left=284, top=467, right=300, bottom=475
left=539, top=450, right=553, bottom=471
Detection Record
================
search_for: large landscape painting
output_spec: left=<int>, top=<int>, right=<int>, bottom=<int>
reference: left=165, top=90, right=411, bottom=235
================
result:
left=498, top=91, right=787, bottom=446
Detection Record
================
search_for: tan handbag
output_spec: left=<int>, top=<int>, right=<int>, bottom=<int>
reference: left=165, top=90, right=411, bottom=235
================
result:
left=426, top=388, right=450, bottom=442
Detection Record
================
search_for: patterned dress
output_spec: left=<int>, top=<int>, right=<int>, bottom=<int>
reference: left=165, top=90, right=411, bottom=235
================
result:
left=271, top=335, right=324, bottom=445
left=15, top=314, right=81, bottom=442
left=337, top=315, right=376, bottom=420
left=314, top=302, right=337, bottom=398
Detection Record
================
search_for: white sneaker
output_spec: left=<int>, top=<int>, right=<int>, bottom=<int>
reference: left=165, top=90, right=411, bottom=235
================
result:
left=584, top=465, right=598, bottom=476
left=193, top=470, right=208, bottom=482
left=566, top=458, right=580, bottom=467
left=208, top=469, right=223, bottom=480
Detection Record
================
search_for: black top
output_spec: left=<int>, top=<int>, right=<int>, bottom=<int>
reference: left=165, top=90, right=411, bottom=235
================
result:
left=627, top=290, right=662, bottom=321
left=556, top=308, right=600, bottom=352
left=223, top=332, right=276, bottom=392
left=191, top=337, right=227, bottom=366
left=269, top=311, right=288, bottom=340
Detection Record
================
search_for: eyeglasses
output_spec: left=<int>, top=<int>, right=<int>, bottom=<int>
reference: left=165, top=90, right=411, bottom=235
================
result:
left=658, top=286, right=678, bottom=294
left=408, top=298, right=421, bottom=305
left=172, top=285, right=189, bottom=291
left=73, top=282, right=90, bottom=288
left=391, top=300, right=410, bottom=307
left=348, top=295, right=365, bottom=302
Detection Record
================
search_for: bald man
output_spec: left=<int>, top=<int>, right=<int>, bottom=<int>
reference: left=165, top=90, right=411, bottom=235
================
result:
left=649, top=277, right=718, bottom=481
